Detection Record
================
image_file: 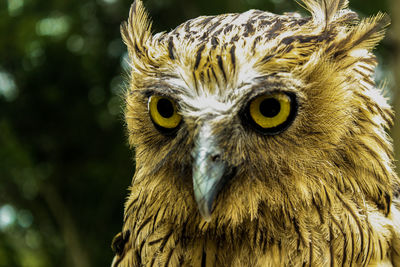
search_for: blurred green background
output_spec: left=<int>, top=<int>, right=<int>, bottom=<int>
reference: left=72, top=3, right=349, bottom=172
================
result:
left=0, top=0, right=399, bottom=266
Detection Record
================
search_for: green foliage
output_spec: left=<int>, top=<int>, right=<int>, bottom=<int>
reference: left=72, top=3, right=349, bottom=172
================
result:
left=0, top=0, right=392, bottom=266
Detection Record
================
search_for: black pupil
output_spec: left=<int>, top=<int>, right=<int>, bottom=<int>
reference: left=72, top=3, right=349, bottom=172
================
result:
left=259, top=98, right=281, bottom=118
left=157, top=98, right=174, bottom=118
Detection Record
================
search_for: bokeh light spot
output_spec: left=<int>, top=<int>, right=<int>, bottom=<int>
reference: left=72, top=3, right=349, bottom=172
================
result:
left=108, top=39, right=124, bottom=58
left=0, top=70, right=18, bottom=102
left=0, top=204, right=16, bottom=230
left=99, top=0, right=118, bottom=4
left=110, top=75, right=123, bottom=95
left=7, top=0, right=24, bottom=16
left=17, top=210, right=33, bottom=229
left=25, top=230, right=42, bottom=249
left=25, top=41, right=45, bottom=68
left=120, top=52, right=130, bottom=71
left=36, top=15, right=70, bottom=37
left=67, top=35, right=85, bottom=53
left=108, top=96, right=121, bottom=116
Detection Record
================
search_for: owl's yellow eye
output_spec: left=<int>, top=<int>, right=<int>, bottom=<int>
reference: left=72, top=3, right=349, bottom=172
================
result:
left=148, top=95, right=182, bottom=132
left=245, top=92, right=297, bottom=135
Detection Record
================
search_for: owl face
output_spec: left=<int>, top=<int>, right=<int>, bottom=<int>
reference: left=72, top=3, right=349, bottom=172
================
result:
left=122, top=0, right=395, bottom=226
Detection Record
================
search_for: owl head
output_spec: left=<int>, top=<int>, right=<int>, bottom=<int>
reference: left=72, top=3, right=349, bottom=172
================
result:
left=121, top=0, right=397, bottom=228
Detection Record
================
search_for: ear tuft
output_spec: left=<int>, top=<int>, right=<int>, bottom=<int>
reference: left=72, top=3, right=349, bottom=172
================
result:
left=298, top=0, right=353, bottom=27
left=121, top=0, right=153, bottom=59
left=330, top=12, right=390, bottom=59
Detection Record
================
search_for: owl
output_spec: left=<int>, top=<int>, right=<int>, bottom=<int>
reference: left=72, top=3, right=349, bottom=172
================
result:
left=111, top=0, right=400, bottom=266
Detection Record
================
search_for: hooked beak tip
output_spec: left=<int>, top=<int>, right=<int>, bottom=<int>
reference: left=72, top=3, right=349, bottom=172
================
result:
left=196, top=196, right=214, bottom=222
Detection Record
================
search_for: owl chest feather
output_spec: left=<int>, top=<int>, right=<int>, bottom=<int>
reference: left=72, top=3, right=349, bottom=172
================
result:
left=112, top=196, right=400, bottom=267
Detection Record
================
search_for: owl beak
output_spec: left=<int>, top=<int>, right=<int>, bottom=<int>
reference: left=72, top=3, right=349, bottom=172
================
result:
left=192, top=123, right=229, bottom=222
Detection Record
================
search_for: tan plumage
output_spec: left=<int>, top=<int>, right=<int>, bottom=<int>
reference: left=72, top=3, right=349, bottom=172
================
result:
left=112, top=0, right=400, bottom=266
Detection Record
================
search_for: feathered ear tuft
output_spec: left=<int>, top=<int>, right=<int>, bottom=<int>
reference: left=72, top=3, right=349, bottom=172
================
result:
left=298, top=0, right=390, bottom=63
left=121, top=0, right=163, bottom=75
left=298, top=0, right=354, bottom=27
left=121, top=0, right=153, bottom=60
left=330, top=12, right=390, bottom=58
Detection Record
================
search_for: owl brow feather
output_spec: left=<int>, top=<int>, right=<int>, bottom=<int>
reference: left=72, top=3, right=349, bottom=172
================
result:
left=140, top=87, right=184, bottom=99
